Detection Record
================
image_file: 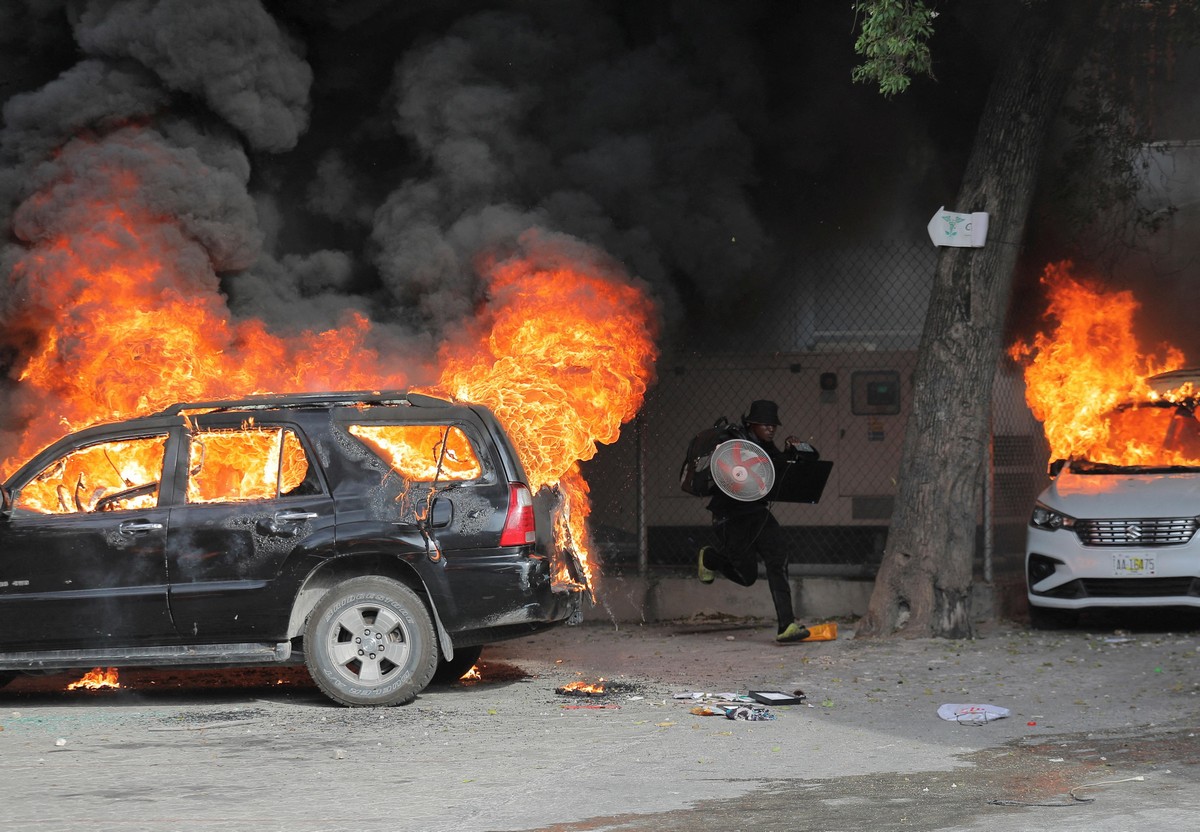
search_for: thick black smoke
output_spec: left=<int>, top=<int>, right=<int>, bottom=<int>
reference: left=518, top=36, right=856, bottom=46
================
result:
left=0, top=1, right=985, bottom=420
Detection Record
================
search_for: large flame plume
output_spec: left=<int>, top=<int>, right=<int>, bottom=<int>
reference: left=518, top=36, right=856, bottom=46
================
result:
left=3, top=142, right=404, bottom=474
left=436, top=243, right=658, bottom=588
left=3, top=158, right=658, bottom=590
left=1009, top=261, right=1191, bottom=465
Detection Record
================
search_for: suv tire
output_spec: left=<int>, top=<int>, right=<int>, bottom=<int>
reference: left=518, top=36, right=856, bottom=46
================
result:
left=431, top=644, right=484, bottom=684
left=304, top=576, right=437, bottom=707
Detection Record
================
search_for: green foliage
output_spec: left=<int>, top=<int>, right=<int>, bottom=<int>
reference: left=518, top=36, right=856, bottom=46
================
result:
left=851, top=0, right=937, bottom=96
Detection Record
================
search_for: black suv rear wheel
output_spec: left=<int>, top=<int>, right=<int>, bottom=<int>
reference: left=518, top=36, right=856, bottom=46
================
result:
left=304, top=576, right=437, bottom=706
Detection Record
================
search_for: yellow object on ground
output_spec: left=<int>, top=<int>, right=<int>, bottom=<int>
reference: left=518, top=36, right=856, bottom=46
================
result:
left=802, top=621, right=838, bottom=641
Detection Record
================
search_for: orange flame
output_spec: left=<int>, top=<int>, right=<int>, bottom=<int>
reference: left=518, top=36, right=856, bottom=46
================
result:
left=348, top=425, right=483, bottom=482
left=556, top=678, right=607, bottom=695
left=4, top=156, right=410, bottom=475
left=66, top=667, right=120, bottom=690
left=1010, top=261, right=1192, bottom=465
left=461, top=665, right=482, bottom=681
left=3, top=152, right=658, bottom=594
left=19, top=435, right=167, bottom=514
left=435, top=241, right=659, bottom=589
left=187, top=427, right=310, bottom=503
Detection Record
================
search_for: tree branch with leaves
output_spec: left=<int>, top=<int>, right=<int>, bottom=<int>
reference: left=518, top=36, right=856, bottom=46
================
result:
left=851, top=0, right=938, bottom=96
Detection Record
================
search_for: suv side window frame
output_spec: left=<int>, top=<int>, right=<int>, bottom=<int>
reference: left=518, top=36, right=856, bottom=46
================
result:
left=335, top=415, right=499, bottom=486
left=9, top=427, right=181, bottom=516
left=177, top=416, right=329, bottom=506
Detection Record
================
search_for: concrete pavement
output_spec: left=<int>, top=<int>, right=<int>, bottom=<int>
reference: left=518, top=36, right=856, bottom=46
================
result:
left=1, top=613, right=1198, bottom=831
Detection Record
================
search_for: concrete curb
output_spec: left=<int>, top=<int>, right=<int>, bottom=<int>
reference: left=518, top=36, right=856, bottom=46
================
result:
left=584, top=573, right=1029, bottom=625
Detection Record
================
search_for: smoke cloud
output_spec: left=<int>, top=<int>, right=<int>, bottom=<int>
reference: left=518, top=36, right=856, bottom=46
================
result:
left=0, top=0, right=975, bottom=449
left=72, top=0, right=312, bottom=152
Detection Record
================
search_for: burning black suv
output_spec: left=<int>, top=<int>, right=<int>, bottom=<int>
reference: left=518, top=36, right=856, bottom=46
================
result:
left=0, top=391, right=582, bottom=706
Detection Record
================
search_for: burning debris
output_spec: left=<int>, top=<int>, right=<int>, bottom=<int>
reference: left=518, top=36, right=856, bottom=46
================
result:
left=555, top=679, right=608, bottom=697
left=66, top=667, right=120, bottom=691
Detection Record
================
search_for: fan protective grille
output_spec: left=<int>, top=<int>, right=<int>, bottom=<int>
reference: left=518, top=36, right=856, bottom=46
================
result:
left=710, top=438, right=774, bottom=501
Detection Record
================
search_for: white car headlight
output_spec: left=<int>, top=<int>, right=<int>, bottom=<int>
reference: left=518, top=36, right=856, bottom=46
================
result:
left=1030, top=502, right=1075, bottom=531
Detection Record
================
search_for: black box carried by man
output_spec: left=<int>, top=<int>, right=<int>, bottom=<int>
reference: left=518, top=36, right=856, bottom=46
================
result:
left=769, top=457, right=833, bottom=504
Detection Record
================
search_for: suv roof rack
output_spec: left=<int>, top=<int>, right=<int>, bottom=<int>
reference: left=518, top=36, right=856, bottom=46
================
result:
left=158, top=390, right=453, bottom=416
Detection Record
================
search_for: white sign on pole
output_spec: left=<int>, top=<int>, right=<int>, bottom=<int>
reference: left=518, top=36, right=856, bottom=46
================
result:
left=927, top=207, right=989, bottom=248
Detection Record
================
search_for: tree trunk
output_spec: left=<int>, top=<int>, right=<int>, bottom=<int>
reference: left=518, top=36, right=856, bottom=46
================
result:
left=857, top=3, right=1095, bottom=639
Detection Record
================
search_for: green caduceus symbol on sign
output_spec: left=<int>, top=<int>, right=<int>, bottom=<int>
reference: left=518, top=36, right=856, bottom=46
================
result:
left=942, top=213, right=964, bottom=237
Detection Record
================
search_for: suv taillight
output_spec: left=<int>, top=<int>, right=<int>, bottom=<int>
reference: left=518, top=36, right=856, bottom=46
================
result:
left=499, top=483, right=537, bottom=547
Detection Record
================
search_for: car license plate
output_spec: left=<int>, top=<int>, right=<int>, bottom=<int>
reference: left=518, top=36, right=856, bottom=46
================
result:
left=1113, top=554, right=1155, bottom=576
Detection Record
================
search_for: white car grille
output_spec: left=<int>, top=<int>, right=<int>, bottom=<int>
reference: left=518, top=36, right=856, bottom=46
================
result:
left=1075, top=517, right=1199, bottom=546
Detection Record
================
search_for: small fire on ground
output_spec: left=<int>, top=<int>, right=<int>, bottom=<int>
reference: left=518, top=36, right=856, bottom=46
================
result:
left=66, top=667, right=120, bottom=691
left=460, top=665, right=482, bottom=681
left=555, top=679, right=607, bottom=696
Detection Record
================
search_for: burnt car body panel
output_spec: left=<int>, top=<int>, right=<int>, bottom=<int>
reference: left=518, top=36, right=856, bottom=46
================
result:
left=163, top=410, right=338, bottom=641
left=0, top=504, right=174, bottom=648
left=0, top=418, right=182, bottom=649
left=0, top=392, right=582, bottom=701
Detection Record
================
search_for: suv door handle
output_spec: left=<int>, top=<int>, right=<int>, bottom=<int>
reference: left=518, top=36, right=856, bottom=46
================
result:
left=119, top=521, right=164, bottom=534
left=257, top=510, right=318, bottom=538
left=274, top=511, right=318, bottom=522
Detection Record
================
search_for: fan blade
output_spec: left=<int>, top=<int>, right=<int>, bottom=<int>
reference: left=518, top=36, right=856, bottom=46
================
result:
left=711, top=439, right=775, bottom=501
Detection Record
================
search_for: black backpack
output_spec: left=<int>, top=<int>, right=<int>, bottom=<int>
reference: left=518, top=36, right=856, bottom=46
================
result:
left=679, top=417, right=743, bottom=496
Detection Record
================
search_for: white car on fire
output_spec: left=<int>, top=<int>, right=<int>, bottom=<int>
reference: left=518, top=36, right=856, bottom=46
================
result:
left=1026, top=369, right=1200, bottom=627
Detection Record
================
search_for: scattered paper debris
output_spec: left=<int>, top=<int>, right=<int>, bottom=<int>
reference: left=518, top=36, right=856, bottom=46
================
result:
left=673, top=691, right=752, bottom=703
left=937, top=703, right=1010, bottom=724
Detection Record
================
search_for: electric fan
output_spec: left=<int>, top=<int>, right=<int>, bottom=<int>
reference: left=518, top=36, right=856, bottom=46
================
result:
left=709, top=438, right=774, bottom=501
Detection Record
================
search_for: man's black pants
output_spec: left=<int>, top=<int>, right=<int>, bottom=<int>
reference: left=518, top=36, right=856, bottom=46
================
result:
left=705, top=509, right=795, bottom=632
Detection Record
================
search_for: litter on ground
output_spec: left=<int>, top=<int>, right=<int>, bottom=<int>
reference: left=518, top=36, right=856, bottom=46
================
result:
left=937, top=703, right=1011, bottom=724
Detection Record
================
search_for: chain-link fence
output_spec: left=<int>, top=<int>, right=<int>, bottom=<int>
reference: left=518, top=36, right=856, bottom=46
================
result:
left=582, top=243, right=1050, bottom=582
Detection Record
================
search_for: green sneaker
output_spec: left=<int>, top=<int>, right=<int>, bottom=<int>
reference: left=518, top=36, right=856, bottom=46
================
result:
left=775, top=622, right=811, bottom=643
left=697, top=546, right=716, bottom=584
